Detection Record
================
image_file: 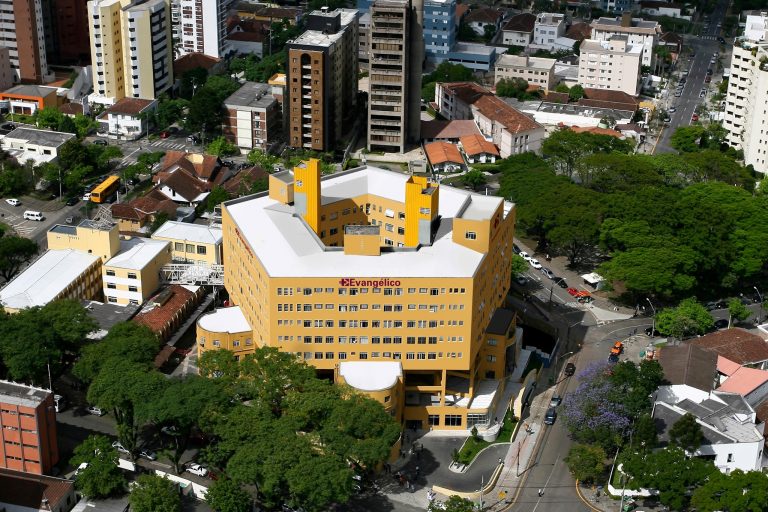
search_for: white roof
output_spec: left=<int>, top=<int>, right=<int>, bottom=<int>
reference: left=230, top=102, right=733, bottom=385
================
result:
left=105, top=238, right=169, bottom=270
left=581, top=272, right=604, bottom=284
left=152, top=221, right=223, bottom=245
left=456, top=379, right=499, bottom=409
left=0, top=249, right=99, bottom=309
left=338, top=361, right=402, bottom=391
left=197, top=306, right=251, bottom=333
left=744, top=14, right=768, bottom=42
left=225, top=165, right=513, bottom=278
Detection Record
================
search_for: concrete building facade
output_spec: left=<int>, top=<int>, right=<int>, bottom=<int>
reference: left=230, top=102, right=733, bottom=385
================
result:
left=88, top=0, right=174, bottom=104
left=423, top=0, right=455, bottom=64
left=0, top=381, right=59, bottom=475
left=287, top=8, right=359, bottom=152
left=590, top=14, right=660, bottom=68
left=171, top=0, right=233, bottom=59
left=723, top=13, right=768, bottom=174
left=222, top=81, right=281, bottom=151
left=531, top=12, right=565, bottom=50
left=197, top=160, right=519, bottom=430
left=0, top=0, right=51, bottom=83
left=0, top=47, right=12, bottom=91
left=578, top=36, right=642, bottom=96
left=494, top=54, right=555, bottom=90
left=103, top=237, right=171, bottom=306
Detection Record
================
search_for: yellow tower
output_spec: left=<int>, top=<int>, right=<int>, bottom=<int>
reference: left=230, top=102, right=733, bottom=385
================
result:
left=294, top=159, right=321, bottom=234
left=404, top=176, right=439, bottom=247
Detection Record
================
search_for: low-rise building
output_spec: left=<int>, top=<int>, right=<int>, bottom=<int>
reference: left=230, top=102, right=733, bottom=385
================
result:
left=222, top=82, right=280, bottom=152
left=501, top=13, right=535, bottom=46
left=421, top=120, right=483, bottom=142
left=235, top=2, right=302, bottom=24
left=447, top=43, right=504, bottom=72
left=436, top=81, right=546, bottom=157
left=0, top=84, right=60, bottom=115
left=226, top=18, right=268, bottom=58
left=424, top=141, right=465, bottom=173
left=0, top=468, right=76, bottom=512
left=531, top=13, right=565, bottom=50
left=151, top=220, right=223, bottom=265
left=103, top=238, right=172, bottom=306
left=197, top=305, right=254, bottom=358
left=153, top=151, right=226, bottom=206
left=494, top=54, right=556, bottom=90
left=640, top=1, right=690, bottom=20
left=110, top=190, right=178, bottom=234
left=578, top=36, right=642, bottom=96
left=47, top=220, right=120, bottom=262
left=0, top=127, right=75, bottom=166
left=463, top=7, right=503, bottom=36
left=133, top=284, right=205, bottom=341
left=0, top=382, right=59, bottom=475
left=565, top=21, right=592, bottom=42
left=96, top=98, right=158, bottom=141
left=460, top=134, right=499, bottom=163
left=691, top=328, right=768, bottom=370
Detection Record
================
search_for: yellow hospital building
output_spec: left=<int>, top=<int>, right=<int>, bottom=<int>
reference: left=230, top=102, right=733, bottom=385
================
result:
left=197, top=160, right=519, bottom=430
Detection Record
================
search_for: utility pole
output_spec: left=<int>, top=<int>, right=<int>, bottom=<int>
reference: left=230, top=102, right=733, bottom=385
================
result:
left=646, top=298, right=656, bottom=335
left=755, top=286, right=763, bottom=324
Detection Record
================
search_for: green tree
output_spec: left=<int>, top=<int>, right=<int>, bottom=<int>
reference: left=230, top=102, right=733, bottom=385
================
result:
left=137, top=151, right=165, bottom=172
left=633, top=413, right=658, bottom=449
left=206, top=186, right=231, bottom=213
left=462, top=169, right=487, bottom=191
left=40, top=299, right=98, bottom=352
left=150, top=212, right=169, bottom=233
left=421, top=81, right=436, bottom=103
left=656, top=298, right=715, bottom=338
left=429, top=495, right=475, bottom=512
left=179, top=68, right=209, bottom=99
left=247, top=149, right=280, bottom=170
left=0, top=165, right=32, bottom=196
left=670, top=125, right=707, bottom=152
left=206, top=137, right=240, bottom=157
left=554, top=83, right=570, bottom=94
left=128, top=474, right=181, bottom=512
left=70, top=435, right=126, bottom=498
left=0, top=236, right=38, bottom=282
left=423, top=62, right=474, bottom=85
left=692, top=470, right=768, bottom=512
left=205, top=478, right=252, bottom=512
left=669, top=412, right=704, bottom=452
left=73, top=322, right=161, bottom=383
left=511, top=254, right=528, bottom=276
left=495, top=78, right=529, bottom=99
left=185, top=88, right=226, bottom=135
left=727, top=298, right=751, bottom=327
left=564, top=444, right=606, bottom=483
left=73, top=114, right=98, bottom=138
left=568, top=84, right=585, bottom=101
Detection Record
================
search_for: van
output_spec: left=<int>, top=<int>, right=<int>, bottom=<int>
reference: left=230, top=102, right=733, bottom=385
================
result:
left=23, top=211, right=44, bottom=221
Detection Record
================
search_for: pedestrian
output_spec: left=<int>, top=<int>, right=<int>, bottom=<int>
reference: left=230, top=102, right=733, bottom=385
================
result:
left=538, top=489, right=544, bottom=497
left=494, top=416, right=498, bottom=423
left=498, top=457, right=503, bottom=465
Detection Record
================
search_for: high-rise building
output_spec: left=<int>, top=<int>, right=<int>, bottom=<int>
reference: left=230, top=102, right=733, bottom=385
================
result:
left=0, top=381, right=59, bottom=475
left=367, top=0, right=423, bottom=153
left=197, top=160, right=518, bottom=430
left=723, top=13, right=768, bottom=174
left=578, top=36, right=642, bottom=96
left=423, top=0, right=455, bottom=64
left=43, top=0, right=92, bottom=65
left=170, top=0, right=233, bottom=59
left=0, top=0, right=51, bottom=83
left=88, top=0, right=174, bottom=104
left=590, top=13, right=660, bottom=68
left=286, top=8, right=359, bottom=152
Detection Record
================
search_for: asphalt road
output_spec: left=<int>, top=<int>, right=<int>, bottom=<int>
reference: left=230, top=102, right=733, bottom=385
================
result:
left=655, top=0, right=729, bottom=153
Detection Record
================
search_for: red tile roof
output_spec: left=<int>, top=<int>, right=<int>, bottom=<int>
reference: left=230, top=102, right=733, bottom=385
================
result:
left=111, top=190, right=178, bottom=222
left=134, top=285, right=202, bottom=339
left=464, top=7, right=502, bottom=24
left=502, top=13, right=535, bottom=33
left=579, top=88, right=640, bottom=109
left=545, top=91, right=570, bottom=103
left=471, top=94, right=542, bottom=134
left=161, top=151, right=221, bottom=181
left=691, top=328, right=768, bottom=366
left=455, top=3, right=470, bottom=22
left=460, top=134, right=499, bottom=157
left=155, top=169, right=211, bottom=202
left=565, top=21, right=592, bottom=40
left=173, top=53, right=222, bottom=76
left=106, top=97, right=155, bottom=116
left=567, top=125, right=623, bottom=138
left=425, top=141, right=464, bottom=166
left=0, top=468, right=74, bottom=510
left=223, top=165, right=269, bottom=195
left=421, top=120, right=482, bottom=140
left=58, top=102, right=84, bottom=116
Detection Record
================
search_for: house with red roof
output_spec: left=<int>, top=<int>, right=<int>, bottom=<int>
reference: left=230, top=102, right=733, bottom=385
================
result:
left=152, top=151, right=231, bottom=206
left=110, top=188, right=178, bottom=234
left=460, top=134, right=499, bottom=164
left=0, top=468, right=76, bottom=512
left=96, top=97, right=158, bottom=141
left=424, top=141, right=465, bottom=173
left=464, top=7, right=503, bottom=37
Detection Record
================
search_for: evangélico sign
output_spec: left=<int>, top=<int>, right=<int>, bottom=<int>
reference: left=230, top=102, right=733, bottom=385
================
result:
left=339, top=278, right=401, bottom=287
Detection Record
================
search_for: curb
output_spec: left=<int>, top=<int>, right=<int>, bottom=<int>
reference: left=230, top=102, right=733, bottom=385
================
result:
left=433, top=461, right=505, bottom=500
left=574, top=480, right=606, bottom=512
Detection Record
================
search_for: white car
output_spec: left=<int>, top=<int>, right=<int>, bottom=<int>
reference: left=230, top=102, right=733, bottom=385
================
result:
left=5, top=198, right=19, bottom=206
left=529, top=258, right=542, bottom=270
left=186, top=463, right=208, bottom=477
left=139, top=449, right=157, bottom=461
left=86, top=405, right=105, bottom=416
left=74, top=462, right=88, bottom=478
left=112, top=441, right=129, bottom=454
left=519, top=251, right=531, bottom=262
left=82, top=192, right=91, bottom=202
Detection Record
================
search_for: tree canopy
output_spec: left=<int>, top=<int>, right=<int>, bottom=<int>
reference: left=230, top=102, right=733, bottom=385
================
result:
left=655, top=298, right=714, bottom=338
left=128, top=475, right=181, bottom=512
left=70, top=435, right=126, bottom=498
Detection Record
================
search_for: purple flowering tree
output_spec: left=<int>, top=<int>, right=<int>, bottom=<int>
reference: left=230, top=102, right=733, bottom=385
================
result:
left=562, top=360, right=632, bottom=450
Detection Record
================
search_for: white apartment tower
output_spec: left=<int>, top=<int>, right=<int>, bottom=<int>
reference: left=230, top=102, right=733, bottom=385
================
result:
left=171, top=0, right=233, bottom=58
left=578, top=35, right=642, bottom=96
left=88, top=0, right=174, bottom=104
left=590, top=13, right=660, bottom=68
left=723, top=13, right=768, bottom=174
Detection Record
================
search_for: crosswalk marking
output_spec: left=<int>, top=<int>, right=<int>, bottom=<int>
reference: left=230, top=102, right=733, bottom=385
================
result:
left=150, top=140, right=188, bottom=150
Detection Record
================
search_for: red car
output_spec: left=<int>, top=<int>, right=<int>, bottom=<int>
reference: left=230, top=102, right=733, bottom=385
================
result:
left=567, top=287, right=579, bottom=297
left=159, top=131, right=170, bottom=139
left=692, top=114, right=699, bottom=122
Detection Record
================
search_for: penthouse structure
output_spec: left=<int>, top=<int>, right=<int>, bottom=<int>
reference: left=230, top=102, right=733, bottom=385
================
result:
left=197, top=160, right=519, bottom=430
left=590, top=14, right=660, bottom=68
left=0, top=381, right=59, bottom=475
left=286, top=8, right=359, bottom=152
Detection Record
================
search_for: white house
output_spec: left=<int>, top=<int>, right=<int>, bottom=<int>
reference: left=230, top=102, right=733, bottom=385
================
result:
left=639, top=1, right=691, bottom=20
left=501, top=13, right=535, bottom=46
left=653, top=385, right=766, bottom=474
left=463, top=7, right=503, bottom=36
left=531, top=13, right=565, bottom=50
left=97, top=97, right=158, bottom=141
left=0, top=127, right=75, bottom=166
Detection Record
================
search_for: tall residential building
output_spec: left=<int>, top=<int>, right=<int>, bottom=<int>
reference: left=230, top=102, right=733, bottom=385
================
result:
left=222, top=81, right=281, bottom=151
left=590, top=13, right=660, bottom=68
left=0, top=381, right=59, bottom=475
left=578, top=36, right=642, bottom=96
left=171, top=0, right=233, bottom=59
left=423, top=0, right=455, bottom=64
left=0, top=0, right=51, bottom=83
left=724, top=13, right=768, bottom=174
left=367, top=0, right=422, bottom=152
left=286, top=8, right=359, bottom=152
left=43, top=0, right=92, bottom=65
left=197, top=160, right=518, bottom=431
left=88, top=0, right=174, bottom=104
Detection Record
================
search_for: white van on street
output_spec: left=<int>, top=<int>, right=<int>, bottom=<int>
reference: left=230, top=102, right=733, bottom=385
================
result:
left=23, top=211, right=44, bottom=221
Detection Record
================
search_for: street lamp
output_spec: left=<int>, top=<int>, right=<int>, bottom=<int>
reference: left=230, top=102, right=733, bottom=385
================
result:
left=646, top=298, right=656, bottom=336
left=755, top=286, right=763, bottom=324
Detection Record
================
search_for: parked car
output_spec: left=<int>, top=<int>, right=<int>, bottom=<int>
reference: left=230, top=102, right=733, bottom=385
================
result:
left=159, top=131, right=170, bottom=139
left=564, top=363, right=576, bottom=377
left=513, top=244, right=521, bottom=254
left=519, top=251, right=531, bottom=262
left=65, top=196, right=79, bottom=206
left=86, top=405, right=105, bottom=416
left=705, top=300, right=726, bottom=310
left=668, top=106, right=677, bottom=113
left=704, top=76, right=712, bottom=84
left=692, top=114, right=699, bottom=122
left=714, top=318, right=729, bottom=330
left=82, top=192, right=92, bottom=202
left=92, top=139, right=107, bottom=146
left=645, top=327, right=661, bottom=337
left=554, top=278, right=568, bottom=289
left=706, top=68, right=713, bottom=75
left=549, top=395, right=562, bottom=407
left=674, top=91, right=682, bottom=97
left=544, top=407, right=557, bottom=425
left=186, top=463, right=209, bottom=477
left=139, top=449, right=157, bottom=461
left=5, top=198, right=19, bottom=206
left=541, top=268, right=555, bottom=279
left=718, top=37, right=726, bottom=43
left=567, top=287, right=580, bottom=297
left=514, top=275, right=528, bottom=286
left=112, top=441, right=129, bottom=454
left=529, top=258, right=542, bottom=270
left=608, top=354, right=620, bottom=364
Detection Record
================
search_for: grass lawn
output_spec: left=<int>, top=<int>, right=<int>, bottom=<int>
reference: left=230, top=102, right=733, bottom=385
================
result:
left=454, top=410, right=519, bottom=465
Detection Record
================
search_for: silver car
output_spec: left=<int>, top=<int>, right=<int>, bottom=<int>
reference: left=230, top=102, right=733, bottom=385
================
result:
left=541, top=268, right=555, bottom=279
